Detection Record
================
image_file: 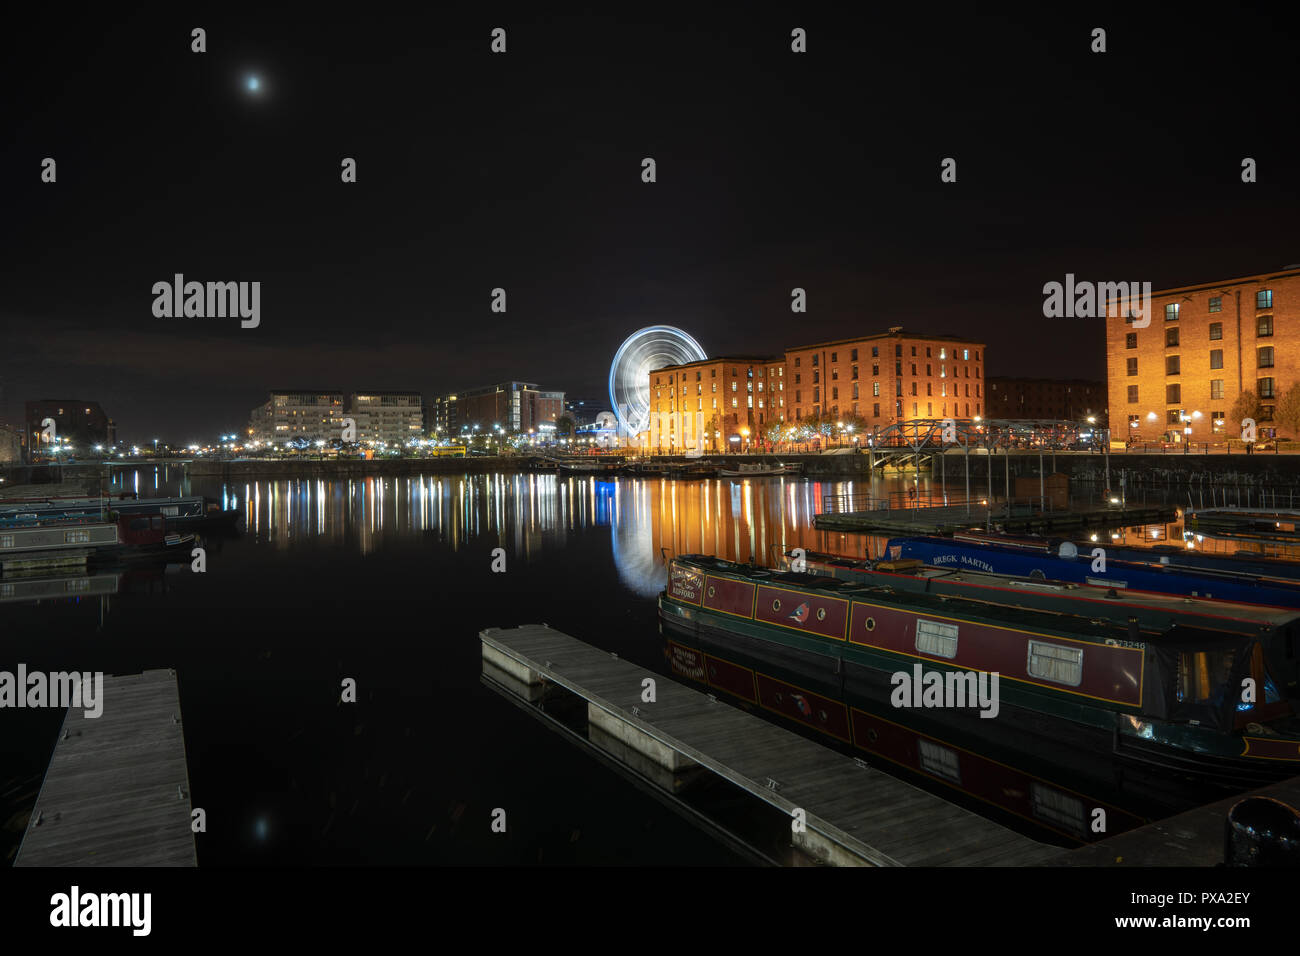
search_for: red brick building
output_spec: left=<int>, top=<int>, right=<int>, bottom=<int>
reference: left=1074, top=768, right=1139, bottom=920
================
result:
left=645, top=328, right=985, bottom=450
left=985, top=378, right=1106, bottom=423
left=1106, top=267, right=1300, bottom=442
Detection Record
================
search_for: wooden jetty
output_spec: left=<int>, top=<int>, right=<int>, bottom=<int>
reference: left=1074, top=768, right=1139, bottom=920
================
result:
left=481, top=624, right=1059, bottom=866
left=814, top=503, right=1176, bottom=535
left=14, top=668, right=197, bottom=867
left=1056, top=774, right=1300, bottom=867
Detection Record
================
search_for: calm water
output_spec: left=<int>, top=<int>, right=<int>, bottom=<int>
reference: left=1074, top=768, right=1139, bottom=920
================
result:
left=0, top=468, right=911, bottom=865
left=2, top=466, right=1292, bottom=864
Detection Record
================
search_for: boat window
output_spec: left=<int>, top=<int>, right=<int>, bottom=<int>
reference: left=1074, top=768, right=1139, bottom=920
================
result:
left=917, top=739, right=961, bottom=783
left=1176, top=649, right=1235, bottom=705
left=151, top=516, right=164, bottom=530
left=1030, top=783, right=1087, bottom=837
left=1027, top=641, right=1084, bottom=686
left=130, top=518, right=148, bottom=530
left=916, top=619, right=958, bottom=659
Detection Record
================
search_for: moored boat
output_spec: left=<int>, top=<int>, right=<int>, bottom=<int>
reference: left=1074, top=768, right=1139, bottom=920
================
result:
left=0, top=513, right=196, bottom=572
left=718, top=461, right=794, bottom=477
left=886, top=534, right=1300, bottom=607
left=659, top=553, right=1300, bottom=788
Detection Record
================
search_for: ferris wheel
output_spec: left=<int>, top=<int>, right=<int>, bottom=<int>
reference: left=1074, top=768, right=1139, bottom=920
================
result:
left=608, top=326, right=707, bottom=437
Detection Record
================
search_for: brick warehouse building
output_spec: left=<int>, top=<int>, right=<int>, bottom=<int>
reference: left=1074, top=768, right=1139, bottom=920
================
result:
left=1106, top=267, right=1300, bottom=443
left=985, top=378, right=1106, bottom=423
left=645, top=328, right=985, bottom=451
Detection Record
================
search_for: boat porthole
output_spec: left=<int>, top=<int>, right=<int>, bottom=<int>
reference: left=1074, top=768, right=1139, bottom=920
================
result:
left=867, top=729, right=878, bottom=742
left=707, top=586, right=715, bottom=598
left=819, top=710, right=828, bottom=722
left=865, top=617, right=876, bottom=631
left=816, top=608, right=826, bottom=621
left=772, top=599, right=781, bottom=611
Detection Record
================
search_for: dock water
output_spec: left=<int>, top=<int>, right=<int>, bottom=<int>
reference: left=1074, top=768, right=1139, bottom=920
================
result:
left=481, top=624, right=1059, bottom=866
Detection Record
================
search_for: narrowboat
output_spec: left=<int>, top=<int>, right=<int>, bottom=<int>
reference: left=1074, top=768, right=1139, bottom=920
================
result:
left=779, top=548, right=1300, bottom=640
left=0, top=513, right=196, bottom=572
left=718, top=461, right=794, bottom=477
left=885, top=534, right=1300, bottom=607
left=659, top=553, right=1300, bottom=789
left=0, top=494, right=237, bottom=531
left=951, top=529, right=1300, bottom=584
left=664, top=630, right=1185, bottom=844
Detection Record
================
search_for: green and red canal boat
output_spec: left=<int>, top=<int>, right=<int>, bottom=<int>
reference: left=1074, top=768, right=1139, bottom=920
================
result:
left=658, top=554, right=1300, bottom=789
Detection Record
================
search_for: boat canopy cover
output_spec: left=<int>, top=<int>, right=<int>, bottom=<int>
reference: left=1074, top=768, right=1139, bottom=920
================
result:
left=1144, top=626, right=1259, bottom=731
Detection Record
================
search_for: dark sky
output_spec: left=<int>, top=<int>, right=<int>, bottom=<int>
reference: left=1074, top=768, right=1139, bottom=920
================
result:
left=3, top=5, right=1298, bottom=443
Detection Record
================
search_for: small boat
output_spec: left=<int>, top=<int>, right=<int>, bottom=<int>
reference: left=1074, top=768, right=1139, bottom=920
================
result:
left=718, top=461, right=792, bottom=478
left=659, top=553, right=1300, bottom=788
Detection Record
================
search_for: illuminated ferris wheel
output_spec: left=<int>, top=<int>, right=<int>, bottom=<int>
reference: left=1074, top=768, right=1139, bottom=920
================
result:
left=608, top=326, right=707, bottom=437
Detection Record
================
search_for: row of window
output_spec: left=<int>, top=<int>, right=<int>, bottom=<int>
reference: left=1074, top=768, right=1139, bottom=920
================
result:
left=794, top=346, right=981, bottom=365
left=1126, top=347, right=1275, bottom=377
left=1163, top=290, right=1272, bottom=321
left=1127, top=315, right=1274, bottom=350
left=1129, top=379, right=1280, bottom=406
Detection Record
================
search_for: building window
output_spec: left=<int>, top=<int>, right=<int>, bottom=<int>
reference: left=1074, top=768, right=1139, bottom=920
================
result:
left=910, top=382, right=917, bottom=396
left=1166, top=384, right=1181, bottom=404
left=1210, top=380, right=1224, bottom=400
left=911, top=346, right=917, bottom=356
left=1167, top=409, right=1182, bottom=425
left=1127, top=385, right=1138, bottom=403
left=831, top=352, right=838, bottom=363
left=1210, top=349, right=1223, bottom=369
left=1125, top=333, right=1137, bottom=349
left=851, top=349, right=858, bottom=361
left=1260, top=404, right=1275, bottom=421
left=895, top=345, right=902, bottom=357
left=831, top=369, right=839, bottom=381
left=851, top=365, right=858, bottom=380
left=832, top=387, right=839, bottom=400
left=1257, top=290, right=1273, bottom=309
left=896, top=362, right=902, bottom=375
left=1209, top=296, right=1222, bottom=313
left=813, top=370, right=820, bottom=383
left=872, top=364, right=879, bottom=376
left=1258, top=347, right=1275, bottom=368
left=852, top=383, right=859, bottom=400
left=1165, top=303, right=1179, bottom=321
left=814, top=388, right=820, bottom=403
left=732, top=381, right=738, bottom=391
left=732, top=397, right=738, bottom=408
left=926, top=383, right=932, bottom=396
left=1259, top=377, right=1275, bottom=399
left=794, top=358, right=800, bottom=367
left=872, top=382, right=880, bottom=397
left=926, top=364, right=932, bottom=376
left=912, top=402, right=918, bottom=416
left=872, top=347, right=879, bottom=357
left=911, top=364, right=917, bottom=376
left=1126, top=357, right=1138, bottom=376
left=1128, top=414, right=1139, bottom=428
left=1211, top=410, right=1225, bottom=432
left=1207, top=322, right=1222, bottom=342
left=812, top=355, right=819, bottom=366
left=1165, top=328, right=1179, bottom=347
left=1166, top=355, right=1180, bottom=375
left=873, top=403, right=880, bottom=417
left=1258, top=315, right=1274, bottom=337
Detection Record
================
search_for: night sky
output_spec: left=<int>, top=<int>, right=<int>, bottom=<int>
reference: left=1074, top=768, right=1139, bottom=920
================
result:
left=3, top=5, right=1297, bottom=443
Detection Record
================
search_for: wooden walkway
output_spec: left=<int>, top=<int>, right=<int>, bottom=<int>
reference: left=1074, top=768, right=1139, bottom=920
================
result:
left=481, top=625, right=1058, bottom=866
left=1057, top=774, right=1300, bottom=867
left=814, top=503, right=1175, bottom=535
left=15, top=669, right=196, bottom=867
